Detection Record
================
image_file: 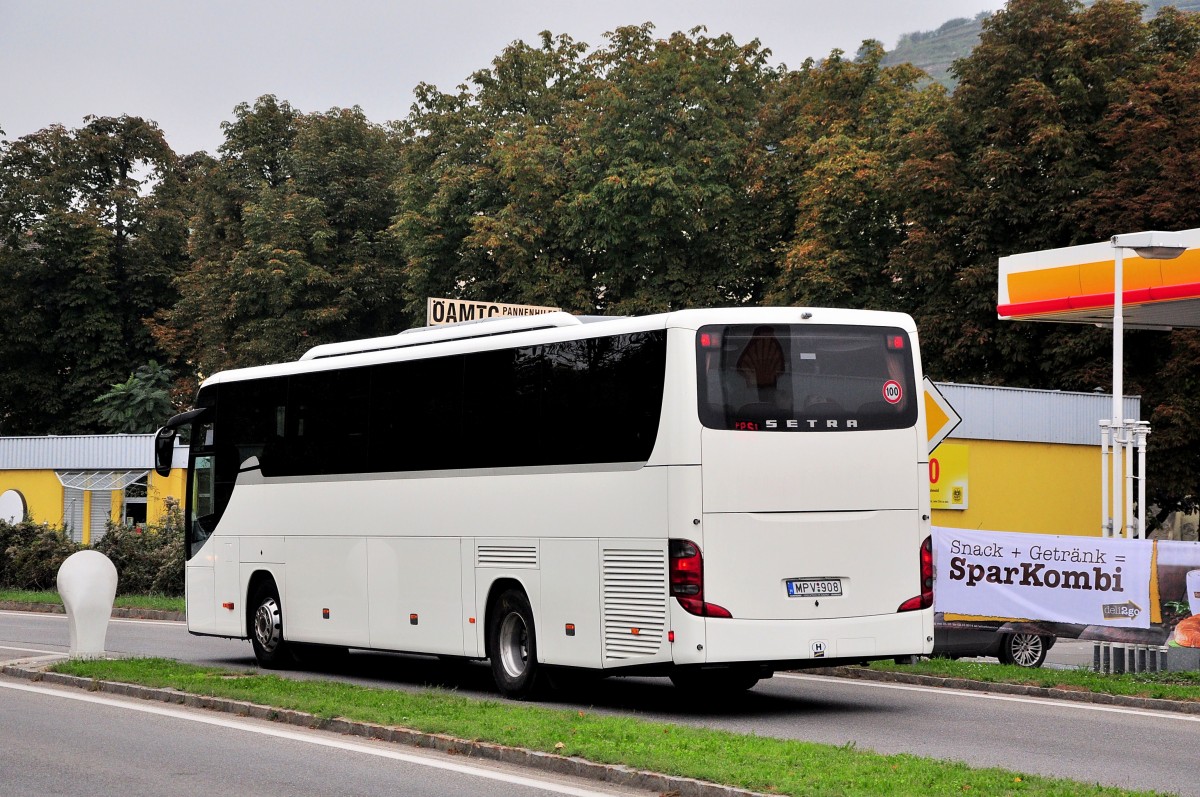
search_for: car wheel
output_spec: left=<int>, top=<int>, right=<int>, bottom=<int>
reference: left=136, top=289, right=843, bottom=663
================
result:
left=488, top=588, right=541, bottom=699
left=999, top=632, right=1048, bottom=668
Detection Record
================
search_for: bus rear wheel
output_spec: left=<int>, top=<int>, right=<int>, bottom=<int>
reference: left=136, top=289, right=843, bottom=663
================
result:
left=488, top=588, right=541, bottom=700
left=250, top=584, right=292, bottom=669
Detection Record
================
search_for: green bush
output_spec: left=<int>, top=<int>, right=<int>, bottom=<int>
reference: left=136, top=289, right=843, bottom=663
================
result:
left=94, top=501, right=184, bottom=596
left=0, top=521, right=82, bottom=591
left=0, top=500, right=184, bottom=596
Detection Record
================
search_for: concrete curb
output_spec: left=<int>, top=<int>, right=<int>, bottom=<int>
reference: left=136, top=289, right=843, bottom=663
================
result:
left=824, top=665, right=1200, bottom=715
left=0, top=601, right=185, bottom=622
left=0, top=662, right=763, bottom=797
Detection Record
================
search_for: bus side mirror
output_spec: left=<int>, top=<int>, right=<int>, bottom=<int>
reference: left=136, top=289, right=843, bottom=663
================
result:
left=154, top=427, right=176, bottom=477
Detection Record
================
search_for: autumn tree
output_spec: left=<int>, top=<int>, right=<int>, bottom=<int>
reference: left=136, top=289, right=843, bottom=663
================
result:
left=0, top=116, right=187, bottom=433
left=155, top=98, right=405, bottom=374
left=393, top=26, right=784, bottom=319
left=561, top=25, right=782, bottom=313
left=393, top=33, right=591, bottom=323
left=762, top=42, right=946, bottom=311
left=887, top=0, right=1200, bottom=517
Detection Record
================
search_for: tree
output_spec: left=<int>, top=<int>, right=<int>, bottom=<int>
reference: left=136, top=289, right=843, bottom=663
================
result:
left=0, top=116, right=186, bottom=433
left=561, top=25, right=782, bottom=313
left=94, top=361, right=174, bottom=433
left=154, top=98, right=405, bottom=374
left=762, top=42, right=946, bottom=311
left=393, top=26, right=784, bottom=318
left=885, top=0, right=1200, bottom=518
left=393, top=32, right=591, bottom=323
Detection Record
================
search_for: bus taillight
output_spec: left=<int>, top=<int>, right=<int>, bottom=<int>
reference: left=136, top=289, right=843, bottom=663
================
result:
left=898, top=535, right=934, bottom=612
left=669, top=539, right=732, bottom=618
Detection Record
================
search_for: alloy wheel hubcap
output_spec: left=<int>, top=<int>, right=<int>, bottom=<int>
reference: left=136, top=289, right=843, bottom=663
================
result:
left=255, top=599, right=282, bottom=653
left=498, top=612, right=528, bottom=678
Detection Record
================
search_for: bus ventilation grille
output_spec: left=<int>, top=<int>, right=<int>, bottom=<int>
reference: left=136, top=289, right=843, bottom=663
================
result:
left=602, top=548, right=667, bottom=660
left=476, top=545, right=538, bottom=569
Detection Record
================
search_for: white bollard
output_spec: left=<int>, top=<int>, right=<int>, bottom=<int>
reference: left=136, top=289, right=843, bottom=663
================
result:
left=57, top=550, right=118, bottom=659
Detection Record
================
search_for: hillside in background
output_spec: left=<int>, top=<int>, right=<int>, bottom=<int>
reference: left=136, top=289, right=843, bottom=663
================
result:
left=881, top=0, right=1200, bottom=88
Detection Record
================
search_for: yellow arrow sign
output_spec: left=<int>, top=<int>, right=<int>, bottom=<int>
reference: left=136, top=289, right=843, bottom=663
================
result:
left=924, top=377, right=962, bottom=452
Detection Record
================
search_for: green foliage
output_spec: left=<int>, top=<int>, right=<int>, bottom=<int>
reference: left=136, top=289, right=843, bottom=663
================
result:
left=0, top=519, right=81, bottom=591
left=874, top=656, right=1200, bottom=701
left=93, top=503, right=184, bottom=595
left=155, top=98, right=406, bottom=374
left=55, top=658, right=1160, bottom=796
left=8, top=1, right=1200, bottom=513
left=0, top=115, right=188, bottom=434
left=0, top=504, right=183, bottom=596
left=394, top=26, right=783, bottom=318
left=93, top=360, right=175, bottom=433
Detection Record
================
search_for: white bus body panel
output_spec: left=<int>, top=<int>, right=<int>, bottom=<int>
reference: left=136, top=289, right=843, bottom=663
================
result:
left=700, top=427, right=921, bottom=515
left=185, top=306, right=933, bottom=668
left=538, top=538, right=602, bottom=667
left=185, top=560, right=216, bottom=633
left=701, top=611, right=930, bottom=663
left=368, top=537, right=464, bottom=655
left=286, top=536, right=370, bottom=646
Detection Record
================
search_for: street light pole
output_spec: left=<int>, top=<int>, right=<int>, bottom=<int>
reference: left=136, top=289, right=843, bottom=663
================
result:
left=1107, top=231, right=1187, bottom=538
left=1111, top=244, right=1124, bottom=537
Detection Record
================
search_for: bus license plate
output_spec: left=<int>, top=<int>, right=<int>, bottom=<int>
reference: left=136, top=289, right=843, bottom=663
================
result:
left=786, top=578, right=842, bottom=597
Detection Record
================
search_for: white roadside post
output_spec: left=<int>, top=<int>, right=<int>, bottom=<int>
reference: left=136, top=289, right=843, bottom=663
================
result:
left=1108, top=231, right=1187, bottom=539
left=1099, top=420, right=1111, bottom=537
left=57, top=550, right=118, bottom=658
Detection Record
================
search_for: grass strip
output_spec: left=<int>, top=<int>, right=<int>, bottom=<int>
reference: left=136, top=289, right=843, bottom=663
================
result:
left=869, top=658, right=1200, bottom=703
left=53, top=658, right=1161, bottom=797
left=0, top=589, right=184, bottom=613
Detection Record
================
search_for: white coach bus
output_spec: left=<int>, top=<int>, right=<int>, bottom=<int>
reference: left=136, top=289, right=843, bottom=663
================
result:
left=155, top=307, right=934, bottom=698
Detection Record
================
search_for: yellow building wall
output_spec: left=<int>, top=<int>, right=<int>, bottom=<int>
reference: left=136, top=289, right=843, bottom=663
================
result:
left=932, top=439, right=1106, bottom=537
left=0, top=470, right=65, bottom=526
left=148, top=469, right=186, bottom=525
left=0, top=468, right=186, bottom=534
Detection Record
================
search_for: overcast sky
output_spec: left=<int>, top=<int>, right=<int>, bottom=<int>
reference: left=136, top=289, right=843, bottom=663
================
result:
left=2, top=1, right=1005, bottom=157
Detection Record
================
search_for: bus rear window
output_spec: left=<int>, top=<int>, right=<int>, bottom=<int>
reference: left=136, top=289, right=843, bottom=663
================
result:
left=696, top=324, right=917, bottom=432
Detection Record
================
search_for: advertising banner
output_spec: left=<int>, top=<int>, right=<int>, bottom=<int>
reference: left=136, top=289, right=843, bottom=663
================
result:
left=933, top=527, right=1153, bottom=629
left=1154, top=540, right=1200, bottom=648
left=929, top=443, right=968, bottom=511
left=933, top=528, right=1200, bottom=648
left=426, top=297, right=560, bottom=326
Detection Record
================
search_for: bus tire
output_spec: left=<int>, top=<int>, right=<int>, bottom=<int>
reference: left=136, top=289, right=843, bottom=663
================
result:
left=488, top=588, right=541, bottom=700
left=250, top=583, right=292, bottom=669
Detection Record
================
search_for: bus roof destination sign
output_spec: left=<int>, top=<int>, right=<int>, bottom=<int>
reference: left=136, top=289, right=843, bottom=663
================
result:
left=426, top=297, right=561, bottom=326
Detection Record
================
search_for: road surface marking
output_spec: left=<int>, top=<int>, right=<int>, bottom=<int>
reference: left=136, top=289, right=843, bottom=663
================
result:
left=0, top=679, right=641, bottom=797
left=779, top=672, right=1200, bottom=723
left=0, top=645, right=61, bottom=655
left=0, top=610, right=181, bottom=626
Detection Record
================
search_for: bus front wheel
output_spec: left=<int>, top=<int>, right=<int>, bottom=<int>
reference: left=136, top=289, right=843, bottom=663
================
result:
left=250, top=584, right=292, bottom=669
left=488, top=589, right=541, bottom=700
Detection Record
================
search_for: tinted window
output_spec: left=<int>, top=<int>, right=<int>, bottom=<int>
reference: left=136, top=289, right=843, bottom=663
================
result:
left=202, top=330, right=667, bottom=485
left=369, top=355, right=465, bottom=472
left=696, top=324, right=917, bottom=432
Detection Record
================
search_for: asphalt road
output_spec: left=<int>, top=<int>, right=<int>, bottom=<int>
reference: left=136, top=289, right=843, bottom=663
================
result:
left=0, top=676, right=655, bottom=797
left=3, top=610, right=1196, bottom=795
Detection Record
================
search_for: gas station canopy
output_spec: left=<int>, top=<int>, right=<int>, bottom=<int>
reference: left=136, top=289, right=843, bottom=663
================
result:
left=998, top=228, right=1200, bottom=329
